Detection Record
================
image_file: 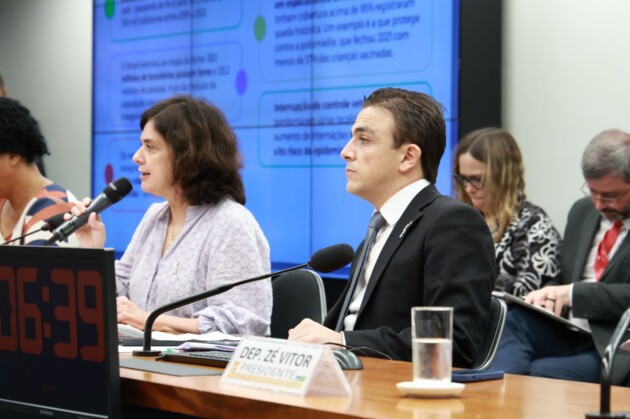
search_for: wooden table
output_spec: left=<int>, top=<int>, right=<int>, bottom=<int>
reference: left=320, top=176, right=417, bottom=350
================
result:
left=120, top=354, right=630, bottom=418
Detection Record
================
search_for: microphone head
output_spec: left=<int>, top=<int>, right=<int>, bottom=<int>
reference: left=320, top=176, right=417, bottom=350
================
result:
left=42, top=213, right=67, bottom=231
left=103, top=177, right=133, bottom=203
left=308, top=244, right=354, bottom=273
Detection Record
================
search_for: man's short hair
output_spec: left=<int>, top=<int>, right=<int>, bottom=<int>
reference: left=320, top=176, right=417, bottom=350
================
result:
left=362, top=88, right=446, bottom=183
left=582, top=129, right=630, bottom=182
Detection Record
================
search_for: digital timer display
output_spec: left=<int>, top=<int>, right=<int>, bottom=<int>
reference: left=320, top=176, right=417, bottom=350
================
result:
left=0, top=246, right=120, bottom=419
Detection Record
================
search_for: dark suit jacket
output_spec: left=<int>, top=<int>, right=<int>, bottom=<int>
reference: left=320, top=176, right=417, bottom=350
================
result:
left=550, top=197, right=630, bottom=385
left=324, top=185, right=496, bottom=367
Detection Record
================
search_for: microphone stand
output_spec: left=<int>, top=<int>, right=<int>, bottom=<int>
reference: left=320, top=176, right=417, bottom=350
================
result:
left=133, top=263, right=307, bottom=357
left=3, top=228, right=47, bottom=245
left=586, top=307, right=630, bottom=419
left=2, top=214, right=65, bottom=245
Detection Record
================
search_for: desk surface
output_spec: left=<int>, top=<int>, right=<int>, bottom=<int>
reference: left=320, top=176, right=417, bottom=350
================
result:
left=120, top=354, right=630, bottom=418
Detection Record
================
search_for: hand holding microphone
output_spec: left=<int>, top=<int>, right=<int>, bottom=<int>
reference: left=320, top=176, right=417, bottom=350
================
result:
left=65, top=196, right=108, bottom=248
left=44, top=177, right=133, bottom=246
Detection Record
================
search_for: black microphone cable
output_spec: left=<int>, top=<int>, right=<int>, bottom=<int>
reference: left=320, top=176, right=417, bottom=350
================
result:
left=2, top=213, right=67, bottom=245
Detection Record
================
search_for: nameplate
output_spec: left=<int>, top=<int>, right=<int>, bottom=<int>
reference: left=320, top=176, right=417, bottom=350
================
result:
left=220, top=336, right=352, bottom=397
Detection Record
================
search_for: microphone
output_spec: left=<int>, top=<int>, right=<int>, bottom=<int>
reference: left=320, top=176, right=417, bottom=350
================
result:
left=133, top=243, right=354, bottom=357
left=586, top=307, right=630, bottom=419
left=2, top=213, right=67, bottom=245
left=43, top=177, right=133, bottom=245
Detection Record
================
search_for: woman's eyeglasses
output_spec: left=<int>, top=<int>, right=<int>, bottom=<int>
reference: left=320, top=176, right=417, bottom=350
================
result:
left=453, top=174, right=484, bottom=190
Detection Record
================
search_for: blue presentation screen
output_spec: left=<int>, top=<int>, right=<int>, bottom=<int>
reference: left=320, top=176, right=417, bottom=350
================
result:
left=92, top=0, right=460, bottom=275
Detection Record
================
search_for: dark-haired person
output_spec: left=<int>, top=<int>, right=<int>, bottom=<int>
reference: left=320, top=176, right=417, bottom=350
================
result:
left=71, top=96, right=272, bottom=335
left=453, top=128, right=562, bottom=296
left=287, top=88, right=495, bottom=366
left=0, top=97, right=78, bottom=246
left=0, top=72, right=47, bottom=176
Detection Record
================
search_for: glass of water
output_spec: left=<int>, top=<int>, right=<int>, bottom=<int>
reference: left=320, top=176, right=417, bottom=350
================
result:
left=411, top=307, right=453, bottom=386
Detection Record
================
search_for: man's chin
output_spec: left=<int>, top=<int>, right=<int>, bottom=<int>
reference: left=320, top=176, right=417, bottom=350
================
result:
left=600, top=209, right=630, bottom=221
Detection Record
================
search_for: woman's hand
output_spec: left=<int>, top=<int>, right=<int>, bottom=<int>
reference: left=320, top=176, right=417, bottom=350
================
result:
left=67, top=197, right=107, bottom=248
left=117, top=297, right=200, bottom=334
left=117, top=296, right=149, bottom=330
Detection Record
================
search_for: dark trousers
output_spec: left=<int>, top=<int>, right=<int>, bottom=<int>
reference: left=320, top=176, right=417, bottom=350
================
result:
left=491, top=306, right=601, bottom=383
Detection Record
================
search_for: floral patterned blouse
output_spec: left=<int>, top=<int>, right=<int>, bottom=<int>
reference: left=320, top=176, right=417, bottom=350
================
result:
left=494, top=200, right=562, bottom=296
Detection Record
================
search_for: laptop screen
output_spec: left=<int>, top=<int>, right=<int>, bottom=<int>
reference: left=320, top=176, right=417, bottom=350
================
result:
left=0, top=246, right=120, bottom=418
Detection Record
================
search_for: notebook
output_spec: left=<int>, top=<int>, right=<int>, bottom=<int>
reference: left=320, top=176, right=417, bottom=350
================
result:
left=492, top=291, right=590, bottom=334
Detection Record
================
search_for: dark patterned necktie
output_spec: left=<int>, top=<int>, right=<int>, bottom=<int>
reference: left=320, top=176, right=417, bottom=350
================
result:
left=335, top=211, right=386, bottom=332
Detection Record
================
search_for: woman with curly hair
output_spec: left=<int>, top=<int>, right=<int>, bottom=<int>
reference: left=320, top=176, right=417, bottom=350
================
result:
left=453, top=127, right=561, bottom=296
left=72, top=96, right=272, bottom=335
left=0, top=97, right=78, bottom=246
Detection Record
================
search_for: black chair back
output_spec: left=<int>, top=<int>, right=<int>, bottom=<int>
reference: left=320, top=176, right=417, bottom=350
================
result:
left=473, top=296, right=508, bottom=370
left=270, top=269, right=327, bottom=338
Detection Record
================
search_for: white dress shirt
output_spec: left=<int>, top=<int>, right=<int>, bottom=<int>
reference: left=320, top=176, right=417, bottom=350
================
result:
left=570, top=217, right=630, bottom=331
left=343, top=179, right=431, bottom=331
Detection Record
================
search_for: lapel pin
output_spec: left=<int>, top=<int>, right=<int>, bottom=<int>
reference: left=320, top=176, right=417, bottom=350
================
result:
left=399, top=220, right=415, bottom=239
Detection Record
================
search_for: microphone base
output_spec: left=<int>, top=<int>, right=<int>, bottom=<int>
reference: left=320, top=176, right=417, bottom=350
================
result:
left=585, top=413, right=630, bottom=418
left=132, top=349, right=162, bottom=357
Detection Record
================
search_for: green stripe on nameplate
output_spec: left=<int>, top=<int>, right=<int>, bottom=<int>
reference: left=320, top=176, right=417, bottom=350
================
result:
left=221, top=336, right=352, bottom=396
left=120, top=358, right=222, bottom=376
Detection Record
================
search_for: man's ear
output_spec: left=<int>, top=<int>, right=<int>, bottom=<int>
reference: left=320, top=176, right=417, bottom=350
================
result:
left=400, top=143, right=421, bottom=174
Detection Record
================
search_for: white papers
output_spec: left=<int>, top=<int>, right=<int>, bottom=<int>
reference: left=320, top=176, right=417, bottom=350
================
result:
left=117, top=323, right=241, bottom=343
left=154, top=330, right=240, bottom=342
left=117, top=323, right=145, bottom=339
left=117, top=323, right=241, bottom=353
left=178, top=342, right=237, bottom=352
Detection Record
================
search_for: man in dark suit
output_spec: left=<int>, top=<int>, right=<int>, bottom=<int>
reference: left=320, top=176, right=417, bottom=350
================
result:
left=288, top=88, right=496, bottom=367
left=492, top=129, right=630, bottom=384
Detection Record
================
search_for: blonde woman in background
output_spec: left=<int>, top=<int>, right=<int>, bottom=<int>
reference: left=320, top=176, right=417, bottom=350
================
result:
left=454, top=127, right=561, bottom=296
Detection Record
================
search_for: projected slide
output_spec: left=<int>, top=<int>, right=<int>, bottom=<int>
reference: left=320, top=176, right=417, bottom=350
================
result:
left=92, top=0, right=459, bottom=274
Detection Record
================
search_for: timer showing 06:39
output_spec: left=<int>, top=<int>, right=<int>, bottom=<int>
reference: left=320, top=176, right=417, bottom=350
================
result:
left=0, top=266, right=105, bottom=362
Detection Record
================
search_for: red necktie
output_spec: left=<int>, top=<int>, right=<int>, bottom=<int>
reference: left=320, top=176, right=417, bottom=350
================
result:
left=594, top=221, right=623, bottom=280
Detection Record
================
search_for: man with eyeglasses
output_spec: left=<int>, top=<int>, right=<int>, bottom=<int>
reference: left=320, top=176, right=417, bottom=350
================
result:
left=492, top=129, right=630, bottom=385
